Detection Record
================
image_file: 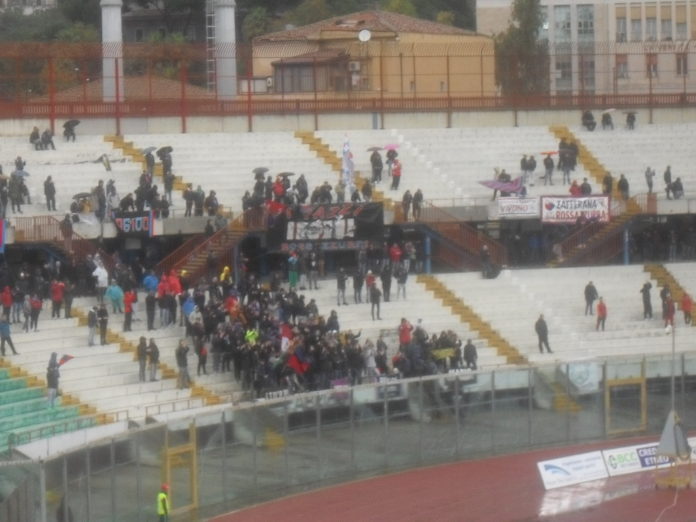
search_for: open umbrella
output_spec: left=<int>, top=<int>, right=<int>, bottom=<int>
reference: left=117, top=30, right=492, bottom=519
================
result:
left=541, top=151, right=558, bottom=156
left=384, top=144, right=399, bottom=151
left=142, top=146, right=156, bottom=155
left=12, top=170, right=29, bottom=177
left=63, top=120, right=80, bottom=129
left=367, top=146, right=382, bottom=152
left=253, top=167, right=269, bottom=175
left=602, top=108, right=617, bottom=115
left=73, top=192, right=91, bottom=200
left=157, top=146, right=173, bottom=156
left=623, top=110, right=637, bottom=115
left=277, top=172, right=295, bottom=177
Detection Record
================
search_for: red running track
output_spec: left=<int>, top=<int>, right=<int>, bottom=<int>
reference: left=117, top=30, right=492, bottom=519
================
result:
left=211, top=438, right=696, bottom=522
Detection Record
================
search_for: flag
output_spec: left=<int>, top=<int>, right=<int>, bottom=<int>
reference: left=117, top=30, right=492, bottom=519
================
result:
left=59, top=354, right=74, bottom=366
left=478, top=176, right=524, bottom=194
left=0, top=220, right=5, bottom=254
left=342, top=138, right=354, bottom=190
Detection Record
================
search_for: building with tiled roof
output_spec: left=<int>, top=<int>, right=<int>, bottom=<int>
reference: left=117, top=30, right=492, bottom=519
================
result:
left=252, top=10, right=495, bottom=98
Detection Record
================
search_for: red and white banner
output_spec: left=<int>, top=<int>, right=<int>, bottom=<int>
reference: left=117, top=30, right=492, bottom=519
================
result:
left=541, top=196, right=611, bottom=224
left=498, top=197, right=540, bottom=218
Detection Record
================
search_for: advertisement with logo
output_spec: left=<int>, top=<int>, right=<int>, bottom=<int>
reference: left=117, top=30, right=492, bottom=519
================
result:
left=537, top=451, right=608, bottom=489
left=497, top=197, right=540, bottom=219
left=603, top=442, right=673, bottom=476
left=541, top=196, right=611, bottom=224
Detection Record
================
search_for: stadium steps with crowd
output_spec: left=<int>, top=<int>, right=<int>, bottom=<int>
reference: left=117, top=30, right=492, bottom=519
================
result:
left=1, top=135, right=142, bottom=218
left=646, top=263, right=695, bottom=325
left=296, top=274, right=510, bottom=370
left=435, top=265, right=691, bottom=368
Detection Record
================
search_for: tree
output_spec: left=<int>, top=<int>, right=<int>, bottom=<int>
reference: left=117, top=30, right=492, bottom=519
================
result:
left=58, top=0, right=101, bottom=28
left=494, top=0, right=549, bottom=96
left=130, top=0, right=205, bottom=37
left=289, top=0, right=331, bottom=27
left=435, top=11, right=455, bottom=26
left=241, top=6, right=271, bottom=42
left=384, top=0, right=418, bottom=17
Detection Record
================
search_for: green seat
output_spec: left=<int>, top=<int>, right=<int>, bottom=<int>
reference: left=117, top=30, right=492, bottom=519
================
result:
left=0, top=387, right=44, bottom=406
left=0, top=397, right=48, bottom=418
left=1, top=416, right=98, bottom=452
left=0, top=405, right=80, bottom=434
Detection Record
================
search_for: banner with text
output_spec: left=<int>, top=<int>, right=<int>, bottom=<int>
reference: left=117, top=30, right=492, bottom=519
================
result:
left=541, top=196, right=611, bottom=224
left=112, top=211, right=153, bottom=236
left=283, top=203, right=383, bottom=242
left=537, top=451, right=608, bottom=489
left=497, top=197, right=540, bottom=219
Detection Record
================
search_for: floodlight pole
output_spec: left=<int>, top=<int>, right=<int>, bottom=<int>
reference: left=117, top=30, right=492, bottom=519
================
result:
left=670, top=323, right=675, bottom=413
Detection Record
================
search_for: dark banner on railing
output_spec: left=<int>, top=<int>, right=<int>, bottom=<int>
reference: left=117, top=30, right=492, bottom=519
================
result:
left=541, top=196, right=611, bottom=224
left=269, top=202, right=383, bottom=249
left=112, top=211, right=153, bottom=236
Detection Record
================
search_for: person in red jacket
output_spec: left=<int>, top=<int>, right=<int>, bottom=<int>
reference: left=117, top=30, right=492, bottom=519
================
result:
left=123, top=289, right=136, bottom=332
left=398, top=317, right=413, bottom=351
left=1, top=286, right=12, bottom=321
left=50, top=279, right=65, bottom=319
left=665, top=296, right=676, bottom=327
left=365, top=270, right=376, bottom=289
left=389, top=243, right=402, bottom=268
left=390, top=159, right=402, bottom=190
left=681, top=293, right=693, bottom=325
left=569, top=180, right=582, bottom=196
left=596, top=297, right=607, bottom=331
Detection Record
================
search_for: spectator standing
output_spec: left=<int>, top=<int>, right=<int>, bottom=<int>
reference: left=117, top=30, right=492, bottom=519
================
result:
left=137, top=337, right=147, bottom=382
left=352, top=270, right=363, bottom=304
left=463, top=339, right=478, bottom=370
left=596, top=297, right=607, bottom=331
left=617, top=174, right=630, bottom=200
left=390, top=159, right=402, bottom=190
left=681, top=293, right=692, bottom=325
left=44, top=176, right=56, bottom=211
left=395, top=264, right=408, bottom=300
left=176, top=339, right=190, bottom=389
left=664, top=166, right=673, bottom=199
left=640, top=281, right=653, bottom=319
left=543, top=154, right=554, bottom=185
left=584, top=281, right=598, bottom=316
left=665, top=295, right=676, bottom=327
left=46, top=353, right=60, bottom=408
left=123, top=288, right=136, bottom=332
left=645, top=167, right=655, bottom=194
left=0, top=316, right=17, bottom=355
left=370, top=283, right=382, bottom=321
left=412, top=189, right=423, bottom=220
left=87, top=306, right=97, bottom=346
left=402, top=190, right=412, bottom=221
left=535, top=314, right=552, bottom=353
left=149, top=339, right=159, bottom=381
left=145, top=291, right=156, bottom=330
left=50, top=279, right=65, bottom=319
left=157, top=484, right=170, bottom=522
left=370, top=150, right=383, bottom=183
left=398, top=318, right=413, bottom=351
left=29, top=294, right=42, bottom=331
left=336, top=268, right=348, bottom=306
left=97, top=304, right=109, bottom=345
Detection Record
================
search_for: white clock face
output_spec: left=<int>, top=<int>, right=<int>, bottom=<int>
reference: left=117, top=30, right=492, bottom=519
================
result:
left=358, top=29, right=372, bottom=42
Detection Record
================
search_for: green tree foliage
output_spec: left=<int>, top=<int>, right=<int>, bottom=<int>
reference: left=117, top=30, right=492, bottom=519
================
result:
left=131, top=0, right=204, bottom=37
left=0, top=8, right=71, bottom=41
left=242, top=7, right=271, bottom=42
left=494, top=0, right=549, bottom=96
left=58, top=0, right=101, bottom=28
left=384, top=0, right=418, bottom=17
left=289, top=0, right=332, bottom=27
left=435, top=11, right=455, bottom=26
left=55, top=22, right=100, bottom=43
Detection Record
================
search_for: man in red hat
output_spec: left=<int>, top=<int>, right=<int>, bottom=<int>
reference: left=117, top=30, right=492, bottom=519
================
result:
left=157, top=483, right=170, bottom=521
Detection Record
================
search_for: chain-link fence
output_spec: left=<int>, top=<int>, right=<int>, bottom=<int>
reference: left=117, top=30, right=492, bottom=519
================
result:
left=1, top=352, right=694, bottom=521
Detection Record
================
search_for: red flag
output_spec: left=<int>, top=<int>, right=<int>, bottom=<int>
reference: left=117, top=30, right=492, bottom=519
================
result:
left=59, top=355, right=74, bottom=366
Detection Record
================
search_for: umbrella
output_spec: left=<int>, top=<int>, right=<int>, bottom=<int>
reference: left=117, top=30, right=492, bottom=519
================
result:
left=541, top=151, right=558, bottom=156
left=157, top=146, right=173, bottom=156
left=623, top=110, right=637, bottom=115
left=602, top=108, right=617, bottom=115
left=63, top=120, right=80, bottom=129
left=73, top=192, right=91, bottom=200
left=367, top=146, right=382, bottom=152
left=277, top=172, right=295, bottom=177
left=253, top=167, right=269, bottom=175
left=12, top=170, right=29, bottom=177
left=384, top=144, right=399, bottom=150
left=142, top=146, right=156, bottom=155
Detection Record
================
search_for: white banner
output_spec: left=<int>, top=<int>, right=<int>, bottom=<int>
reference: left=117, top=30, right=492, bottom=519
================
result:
left=541, top=196, right=611, bottom=224
left=537, top=451, right=608, bottom=489
left=603, top=441, right=674, bottom=476
left=498, top=197, right=540, bottom=218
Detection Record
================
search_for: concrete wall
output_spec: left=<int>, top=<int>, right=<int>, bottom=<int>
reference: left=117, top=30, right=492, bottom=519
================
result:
left=3, top=107, right=696, bottom=137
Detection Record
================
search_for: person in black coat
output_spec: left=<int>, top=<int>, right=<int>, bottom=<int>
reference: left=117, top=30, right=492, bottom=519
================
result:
left=146, top=291, right=156, bottom=330
left=380, top=265, right=392, bottom=302
left=97, top=304, right=109, bottom=345
left=535, top=314, right=552, bottom=353
left=370, top=284, right=382, bottom=321
left=584, top=281, right=598, bottom=316
left=44, top=176, right=56, bottom=211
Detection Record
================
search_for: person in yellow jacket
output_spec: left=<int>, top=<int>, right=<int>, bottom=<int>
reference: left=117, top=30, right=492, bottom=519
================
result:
left=157, top=483, right=170, bottom=522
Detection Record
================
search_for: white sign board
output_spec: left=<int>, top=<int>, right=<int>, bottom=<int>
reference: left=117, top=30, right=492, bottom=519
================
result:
left=497, top=197, right=540, bottom=218
left=537, top=450, right=608, bottom=489
left=603, top=441, right=674, bottom=476
left=541, top=196, right=611, bottom=224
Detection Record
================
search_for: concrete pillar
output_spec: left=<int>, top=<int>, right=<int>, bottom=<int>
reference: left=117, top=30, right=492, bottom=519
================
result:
left=101, top=0, right=124, bottom=102
left=215, top=0, right=238, bottom=99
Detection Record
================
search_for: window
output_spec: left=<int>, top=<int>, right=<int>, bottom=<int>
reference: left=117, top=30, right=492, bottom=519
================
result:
left=662, top=19, right=673, bottom=40
left=616, top=54, right=629, bottom=78
left=616, top=17, right=627, bottom=41
left=646, top=17, right=657, bottom=40
left=577, top=5, right=595, bottom=41
left=579, top=54, right=595, bottom=92
left=539, top=6, right=549, bottom=41
left=554, top=5, right=572, bottom=42
left=555, top=55, right=572, bottom=91
left=677, top=53, right=688, bottom=76
left=631, top=18, right=642, bottom=41
left=676, top=22, right=687, bottom=39
left=646, top=53, right=658, bottom=77
left=135, top=28, right=144, bottom=43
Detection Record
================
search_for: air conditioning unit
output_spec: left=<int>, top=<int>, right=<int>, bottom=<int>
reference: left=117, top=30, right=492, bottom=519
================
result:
left=349, top=61, right=361, bottom=72
left=266, top=76, right=273, bottom=88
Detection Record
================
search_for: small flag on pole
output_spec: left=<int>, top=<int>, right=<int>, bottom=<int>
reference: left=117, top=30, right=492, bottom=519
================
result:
left=59, top=355, right=74, bottom=366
